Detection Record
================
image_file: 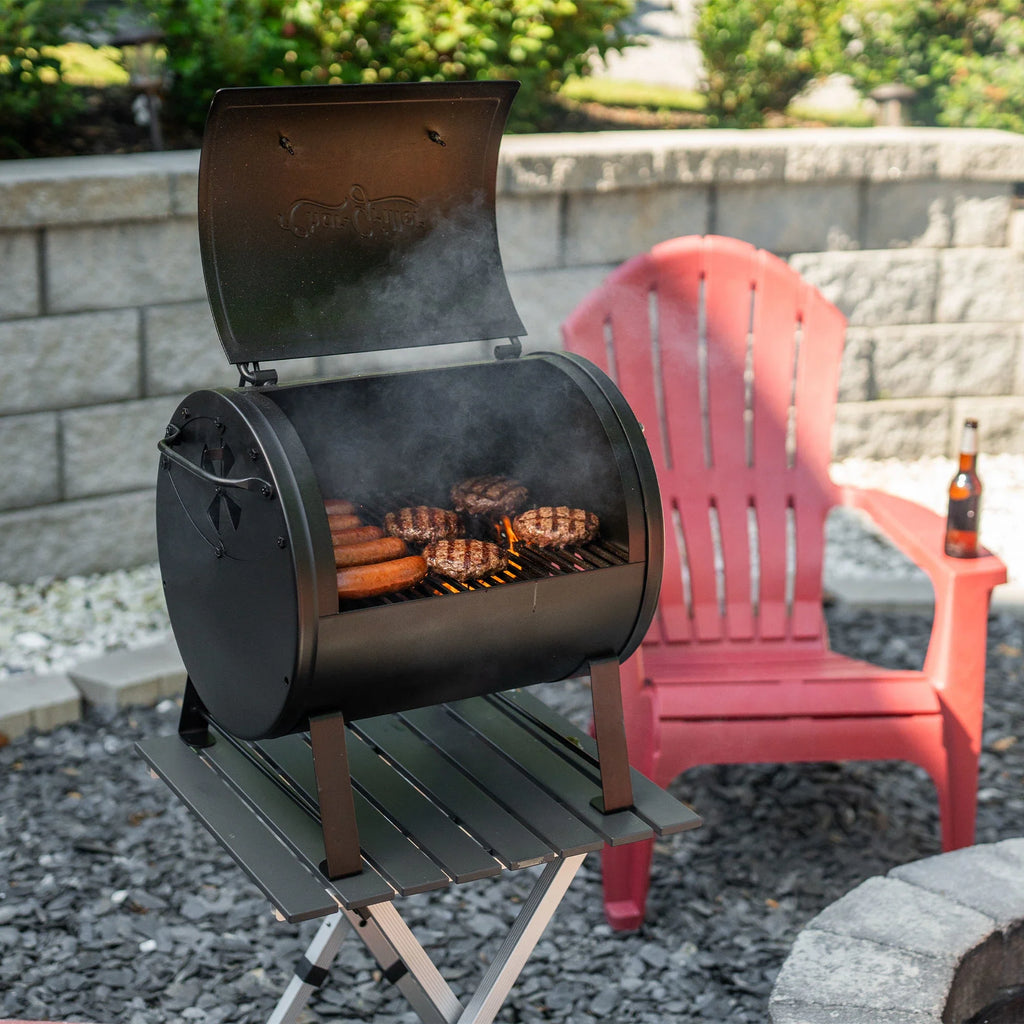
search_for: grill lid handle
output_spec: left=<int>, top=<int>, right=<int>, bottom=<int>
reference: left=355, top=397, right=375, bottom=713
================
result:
left=158, top=423, right=275, bottom=499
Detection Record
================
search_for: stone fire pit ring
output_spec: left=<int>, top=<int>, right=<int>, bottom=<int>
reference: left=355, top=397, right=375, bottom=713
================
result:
left=770, top=839, right=1024, bottom=1024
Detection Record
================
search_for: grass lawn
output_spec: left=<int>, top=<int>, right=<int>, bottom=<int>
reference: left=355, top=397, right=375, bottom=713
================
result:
left=47, top=42, right=128, bottom=87
left=562, top=74, right=706, bottom=113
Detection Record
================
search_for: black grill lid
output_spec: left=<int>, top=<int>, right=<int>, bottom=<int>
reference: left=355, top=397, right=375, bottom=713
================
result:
left=198, top=81, right=525, bottom=366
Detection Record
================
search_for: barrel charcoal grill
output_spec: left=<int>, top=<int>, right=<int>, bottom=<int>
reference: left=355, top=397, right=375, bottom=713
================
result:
left=155, top=81, right=665, bottom=878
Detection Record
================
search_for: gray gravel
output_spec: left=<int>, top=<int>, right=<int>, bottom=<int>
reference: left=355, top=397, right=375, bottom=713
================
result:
left=2, top=456, right=1022, bottom=1023
left=5, top=609, right=1024, bottom=1024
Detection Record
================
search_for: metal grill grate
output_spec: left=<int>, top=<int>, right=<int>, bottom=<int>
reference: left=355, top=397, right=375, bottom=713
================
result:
left=338, top=501, right=629, bottom=608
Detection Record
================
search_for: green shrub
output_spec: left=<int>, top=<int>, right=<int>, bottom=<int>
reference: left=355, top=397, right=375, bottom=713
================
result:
left=131, top=0, right=631, bottom=133
left=0, top=0, right=88, bottom=158
left=304, top=0, right=633, bottom=129
left=696, top=0, right=841, bottom=126
left=837, top=0, right=1024, bottom=128
left=938, top=16, right=1024, bottom=133
left=133, top=0, right=322, bottom=132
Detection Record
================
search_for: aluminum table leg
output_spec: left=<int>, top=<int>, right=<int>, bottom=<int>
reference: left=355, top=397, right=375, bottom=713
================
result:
left=266, top=912, right=349, bottom=1024
left=455, top=853, right=586, bottom=1024
left=264, top=852, right=586, bottom=1024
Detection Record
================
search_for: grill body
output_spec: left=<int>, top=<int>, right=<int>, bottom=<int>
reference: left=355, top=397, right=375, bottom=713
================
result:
left=157, top=353, right=661, bottom=738
left=155, top=81, right=663, bottom=742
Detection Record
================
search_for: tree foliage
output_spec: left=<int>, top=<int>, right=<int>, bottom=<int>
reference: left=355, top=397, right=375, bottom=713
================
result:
left=145, top=0, right=632, bottom=132
left=696, top=0, right=841, bottom=126
left=0, top=0, right=87, bottom=157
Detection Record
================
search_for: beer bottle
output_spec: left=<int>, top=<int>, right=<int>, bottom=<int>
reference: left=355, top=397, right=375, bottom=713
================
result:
left=944, top=418, right=982, bottom=558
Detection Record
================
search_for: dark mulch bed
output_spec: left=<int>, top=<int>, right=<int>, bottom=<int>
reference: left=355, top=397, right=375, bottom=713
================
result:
left=2, top=606, right=1024, bottom=1023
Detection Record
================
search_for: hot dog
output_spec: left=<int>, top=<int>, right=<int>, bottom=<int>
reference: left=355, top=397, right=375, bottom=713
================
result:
left=324, top=498, right=356, bottom=515
left=336, top=555, right=428, bottom=599
left=332, top=524, right=385, bottom=546
left=334, top=536, right=407, bottom=568
left=327, top=512, right=362, bottom=531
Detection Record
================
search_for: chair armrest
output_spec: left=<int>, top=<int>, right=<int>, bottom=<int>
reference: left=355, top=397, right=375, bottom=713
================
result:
left=838, top=484, right=1007, bottom=708
left=838, top=485, right=1007, bottom=592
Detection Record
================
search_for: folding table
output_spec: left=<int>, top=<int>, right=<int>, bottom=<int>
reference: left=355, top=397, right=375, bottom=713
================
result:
left=138, top=687, right=700, bottom=1024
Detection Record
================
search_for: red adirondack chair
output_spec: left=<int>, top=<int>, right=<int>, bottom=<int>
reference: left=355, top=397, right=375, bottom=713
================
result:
left=562, top=235, right=1007, bottom=931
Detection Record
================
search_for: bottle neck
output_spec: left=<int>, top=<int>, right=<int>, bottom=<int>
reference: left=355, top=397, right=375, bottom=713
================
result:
left=959, top=422, right=978, bottom=467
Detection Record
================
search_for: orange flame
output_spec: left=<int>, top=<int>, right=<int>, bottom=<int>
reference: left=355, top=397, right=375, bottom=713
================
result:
left=501, top=515, right=518, bottom=555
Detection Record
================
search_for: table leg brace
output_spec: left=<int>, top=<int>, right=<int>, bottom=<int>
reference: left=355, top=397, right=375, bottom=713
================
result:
left=266, top=912, right=350, bottom=1024
left=265, top=853, right=586, bottom=1024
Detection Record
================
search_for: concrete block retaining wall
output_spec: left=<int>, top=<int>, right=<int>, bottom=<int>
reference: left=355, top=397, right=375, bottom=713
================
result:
left=1, top=127, right=1022, bottom=584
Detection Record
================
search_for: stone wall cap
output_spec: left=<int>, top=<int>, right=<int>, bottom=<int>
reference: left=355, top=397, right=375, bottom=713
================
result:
left=499, top=126, right=1024, bottom=193
left=0, top=150, right=200, bottom=229
left=0, top=149, right=199, bottom=182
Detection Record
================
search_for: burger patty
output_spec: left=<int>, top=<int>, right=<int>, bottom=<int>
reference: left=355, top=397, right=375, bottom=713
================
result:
left=423, top=539, right=509, bottom=581
left=384, top=505, right=464, bottom=544
left=512, top=506, right=600, bottom=548
left=450, top=474, right=529, bottom=516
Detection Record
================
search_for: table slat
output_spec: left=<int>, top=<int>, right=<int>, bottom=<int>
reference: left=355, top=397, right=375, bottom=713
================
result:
left=446, top=698, right=656, bottom=847
left=202, top=733, right=400, bottom=907
left=257, top=734, right=452, bottom=897
left=400, top=706, right=603, bottom=857
left=498, top=690, right=703, bottom=836
left=353, top=714, right=556, bottom=870
left=137, top=735, right=341, bottom=922
left=345, top=729, right=502, bottom=884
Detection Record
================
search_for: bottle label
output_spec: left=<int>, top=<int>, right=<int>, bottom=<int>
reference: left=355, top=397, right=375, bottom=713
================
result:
left=945, top=495, right=980, bottom=556
left=947, top=495, right=979, bottom=531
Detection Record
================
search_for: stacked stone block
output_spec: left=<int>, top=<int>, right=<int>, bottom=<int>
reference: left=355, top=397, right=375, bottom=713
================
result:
left=1, top=127, right=1022, bottom=583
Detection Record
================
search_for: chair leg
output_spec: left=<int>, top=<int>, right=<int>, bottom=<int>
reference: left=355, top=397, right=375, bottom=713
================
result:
left=938, top=721, right=980, bottom=852
left=601, top=838, right=656, bottom=932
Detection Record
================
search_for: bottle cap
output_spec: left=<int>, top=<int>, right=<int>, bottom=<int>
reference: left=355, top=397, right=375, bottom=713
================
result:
left=961, top=419, right=978, bottom=454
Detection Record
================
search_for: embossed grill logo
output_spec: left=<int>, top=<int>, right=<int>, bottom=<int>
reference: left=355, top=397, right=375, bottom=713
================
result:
left=278, top=185, right=423, bottom=239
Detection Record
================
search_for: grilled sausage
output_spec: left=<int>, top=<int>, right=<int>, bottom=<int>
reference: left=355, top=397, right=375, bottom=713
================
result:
left=336, top=555, right=428, bottom=599
left=324, top=498, right=356, bottom=515
left=334, top=536, right=407, bottom=568
left=327, top=512, right=362, bottom=531
left=332, top=525, right=385, bottom=546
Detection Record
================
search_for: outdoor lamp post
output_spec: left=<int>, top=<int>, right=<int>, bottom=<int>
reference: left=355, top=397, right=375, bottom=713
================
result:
left=112, top=21, right=166, bottom=150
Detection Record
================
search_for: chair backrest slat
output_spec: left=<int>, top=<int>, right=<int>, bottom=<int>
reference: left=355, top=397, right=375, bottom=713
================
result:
left=563, top=236, right=846, bottom=649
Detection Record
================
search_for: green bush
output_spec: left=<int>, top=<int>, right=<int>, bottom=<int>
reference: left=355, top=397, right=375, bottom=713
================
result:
left=696, top=0, right=841, bottom=126
left=133, top=0, right=322, bottom=131
left=304, top=0, right=633, bottom=129
left=938, top=16, right=1024, bottom=132
left=134, top=0, right=631, bottom=133
left=0, top=0, right=88, bottom=157
left=837, top=0, right=1024, bottom=129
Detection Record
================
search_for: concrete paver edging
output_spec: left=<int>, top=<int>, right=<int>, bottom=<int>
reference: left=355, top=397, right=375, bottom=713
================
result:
left=0, top=638, right=185, bottom=743
left=770, top=839, right=1024, bottom=1024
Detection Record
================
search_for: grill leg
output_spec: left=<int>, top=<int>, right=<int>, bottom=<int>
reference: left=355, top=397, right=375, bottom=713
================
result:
left=309, top=711, right=363, bottom=878
left=266, top=912, right=350, bottom=1024
left=589, top=658, right=635, bottom=813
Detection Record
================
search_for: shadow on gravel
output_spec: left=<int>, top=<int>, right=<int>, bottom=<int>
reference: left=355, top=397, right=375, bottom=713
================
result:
left=2, top=606, right=1023, bottom=1024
